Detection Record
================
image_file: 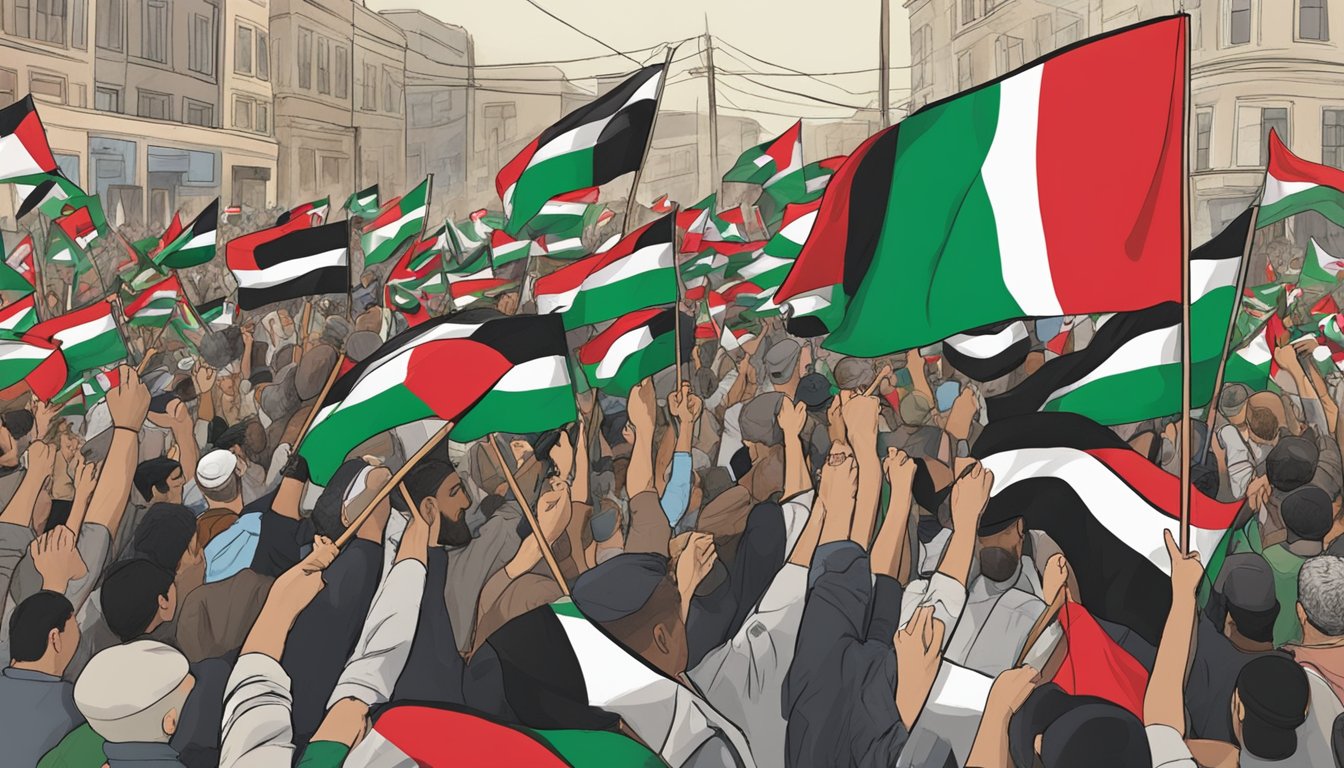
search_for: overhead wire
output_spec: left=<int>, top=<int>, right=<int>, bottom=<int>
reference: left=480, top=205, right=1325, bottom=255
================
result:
left=519, top=0, right=642, bottom=65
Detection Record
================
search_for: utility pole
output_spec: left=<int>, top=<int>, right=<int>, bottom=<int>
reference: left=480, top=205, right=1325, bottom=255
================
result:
left=879, top=0, right=891, bottom=128
left=705, top=16, right=720, bottom=190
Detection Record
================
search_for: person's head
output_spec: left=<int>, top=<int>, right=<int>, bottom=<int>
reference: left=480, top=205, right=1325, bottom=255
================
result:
left=276, top=308, right=295, bottom=337
left=900, top=391, right=935, bottom=428
left=1214, top=553, right=1279, bottom=646
left=1, top=408, right=34, bottom=444
left=196, top=449, right=242, bottom=508
left=8, top=590, right=78, bottom=675
left=1232, top=655, right=1310, bottom=760
left=312, top=458, right=393, bottom=541
left=1244, top=404, right=1281, bottom=446
left=1009, top=684, right=1150, bottom=767
left=738, top=392, right=786, bottom=458
left=100, top=559, right=177, bottom=643
left=1220, top=383, right=1251, bottom=427
left=762, top=338, right=802, bottom=390
left=976, top=515, right=1025, bottom=583
left=133, top=503, right=201, bottom=577
left=1297, top=555, right=1344, bottom=641
left=1266, top=436, right=1319, bottom=493
left=57, top=427, right=80, bottom=459
left=243, top=420, right=267, bottom=461
left=1280, top=485, right=1332, bottom=547
left=75, top=640, right=195, bottom=744
left=397, top=458, right=472, bottom=547
left=134, top=458, right=184, bottom=505
left=572, top=553, right=687, bottom=678
left=834, top=357, right=876, bottom=394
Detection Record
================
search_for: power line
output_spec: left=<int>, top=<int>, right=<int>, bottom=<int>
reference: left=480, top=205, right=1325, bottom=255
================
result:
left=403, top=50, right=702, bottom=84
left=721, top=72, right=871, bottom=110
left=716, top=80, right=860, bottom=115
left=717, top=92, right=861, bottom=121
left=715, top=36, right=910, bottom=100
left=520, top=0, right=641, bottom=65
left=714, top=45, right=882, bottom=100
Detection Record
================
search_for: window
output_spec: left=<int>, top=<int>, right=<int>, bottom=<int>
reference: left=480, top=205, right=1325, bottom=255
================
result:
left=256, top=32, right=269, bottom=81
left=1301, top=0, right=1329, bottom=40
left=255, top=102, right=268, bottom=133
left=1325, top=109, right=1344, bottom=169
left=1262, top=107, right=1289, bottom=164
left=995, top=35, right=1024, bottom=75
left=960, top=0, right=978, bottom=25
left=483, top=103, right=517, bottom=142
left=0, top=69, right=16, bottom=108
left=233, top=96, right=252, bottom=130
left=94, top=84, right=119, bottom=112
left=383, top=65, right=400, bottom=113
left=1196, top=109, right=1213, bottom=170
left=185, top=99, right=212, bottom=126
left=142, top=0, right=168, bottom=63
left=297, top=27, right=312, bottom=90
left=138, top=88, right=170, bottom=120
left=957, top=51, right=972, bottom=90
left=334, top=46, right=349, bottom=98
left=95, top=0, right=121, bottom=50
left=71, top=0, right=85, bottom=48
left=188, top=12, right=214, bottom=76
left=320, top=155, right=344, bottom=188
left=911, top=25, right=932, bottom=91
left=29, top=71, right=65, bottom=103
left=299, top=148, right=316, bottom=191
left=1228, top=0, right=1252, bottom=45
left=15, top=0, right=31, bottom=38
left=362, top=63, right=377, bottom=110
left=53, top=152, right=79, bottom=186
left=1034, top=15, right=1053, bottom=55
left=235, top=24, right=253, bottom=75
left=317, top=37, right=330, bottom=95
left=35, top=0, right=67, bottom=44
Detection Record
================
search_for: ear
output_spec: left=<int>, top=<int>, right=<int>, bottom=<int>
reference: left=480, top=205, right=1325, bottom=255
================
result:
left=1232, top=690, right=1245, bottom=722
left=653, top=623, right=672, bottom=655
left=48, top=627, right=62, bottom=655
left=1297, top=602, right=1309, bottom=629
left=162, top=707, right=178, bottom=737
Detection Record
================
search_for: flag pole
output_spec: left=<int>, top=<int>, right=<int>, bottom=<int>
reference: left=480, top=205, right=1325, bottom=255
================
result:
left=1202, top=204, right=1260, bottom=456
left=335, top=421, right=453, bottom=548
left=622, top=43, right=681, bottom=236
left=673, top=206, right=684, bottom=390
left=1179, top=16, right=1193, bottom=553
left=294, top=351, right=346, bottom=449
left=487, top=433, right=570, bottom=595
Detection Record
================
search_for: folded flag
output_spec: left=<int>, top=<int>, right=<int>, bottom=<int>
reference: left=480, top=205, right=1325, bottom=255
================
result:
left=154, top=199, right=218, bottom=269
left=757, top=155, right=845, bottom=230
left=497, top=64, right=664, bottom=234
left=1224, top=314, right=1279, bottom=391
left=277, top=196, right=329, bottom=227
left=0, top=235, right=35, bottom=296
left=972, top=411, right=1241, bottom=644
left=1052, top=600, right=1149, bottom=719
left=724, top=120, right=804, bottom=194
left=490, top=229, right=534, bottom=268
left=648, top=193, right=674, bottom=214
left=725, top=200, right=820, bottom=318
left=986, top=206, right=1254, bottom=423
left=362, top=178, right=429, bottom=266
left=197, top=297, right=236, bottom=330
left=387, top=229, right=448, bottom=298
left=346, top=703, right=662, bottom=768
left=31, top=301, right=127, bottom=384
left=134, top=213, right=182, bottom=258
left=781, top=284, right=846, bottom=339
left=578, top=307, right=693, bottom=397
left=0, top=295, right=37, bottom=332
left=9, top=169, right=82, bottom=220
left=80, top=367, right=120, bottom=404
left=385, top=283, right=432, bottom=327
left=46, top=194, right=108, bottom=250
left=123, top=275, right=183, bottom=328
left=534, top=214, right=677, bottom=329
left=449, top=277, right=515, bottom=310
left=942, top=320, right=1032, bottom=382
left=0, top=96, right=58, bottom=184
left=1299, top=238, right=1344, bottom=290
left=527, top=187, right=601, bottom=237
left=777, top=16, right=1187, bottom=355
left=536, top=234, right=588, bottom=261
left=228, top=220, right=351, bottom=310
left=45, top=221, right=93, bottom=273
left=1259, top=128, right=1344, bottom=230
left=0, top=329, right=65, bottom=401
left=445, top=246, right=495, bottom=284
left=344, top=184, right=380, bottom=217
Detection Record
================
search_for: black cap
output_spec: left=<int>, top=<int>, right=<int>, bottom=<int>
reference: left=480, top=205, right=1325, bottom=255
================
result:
left=1009, top=684, right=1149, bottom=768
left=796, top=373, right=833, bottom=410
left=1214, top=553, right=1279, bottom=643
left=1267, top=436, right=1319, bottom=492
left=1281, top=484, right=1333, bottom=542
left=570, top=552, right=667, bottom=623
left=1237, top=655, right=1309, bottom=760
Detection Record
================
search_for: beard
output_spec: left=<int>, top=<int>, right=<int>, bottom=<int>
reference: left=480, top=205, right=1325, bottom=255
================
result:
left=438, top=513, right=473, bottom=547
left=979, top=546, right=1020, bottom=583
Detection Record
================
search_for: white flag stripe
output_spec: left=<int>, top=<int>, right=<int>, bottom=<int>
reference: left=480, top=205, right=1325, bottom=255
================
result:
left=595, top=327, right=654, bottom=379
left=525, top=74, right=662, bottom=172
left=489, top=355, right=569, bottom=392
left=232, top=248, right=348, bottom=290
left=945, top=322, right=1029, bottom=360
left=1262, top=172, right=1316, bottom=207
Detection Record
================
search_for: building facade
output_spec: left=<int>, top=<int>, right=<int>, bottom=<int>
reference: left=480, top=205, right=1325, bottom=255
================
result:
left=352, top=3, right=405, bottom=196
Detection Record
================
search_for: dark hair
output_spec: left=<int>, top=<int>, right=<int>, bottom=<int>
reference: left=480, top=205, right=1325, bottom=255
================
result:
left=43, top=500, right=72, bottom=533
left=600, top=576, right=682, bottom=652
left=100, top=559, right=175, bottom=643
left=8, top=591, right=74, bottom=663
left=201, top=474, right=241, bottom=505
left=133, top=503, right=197, bottom=572
left=134, top=457, right=181, bottom=502
left=601, top=411, right=630, bottom=448
left=392, top=458, right=458, bottom=511
left=1, top=409, right=34, bottom=440
left=1247, top=406, right=1280, bottom=442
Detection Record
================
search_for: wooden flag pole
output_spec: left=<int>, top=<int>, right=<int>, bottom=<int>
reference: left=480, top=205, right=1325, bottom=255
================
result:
left=487, top=433, right=570, bottom=595
left=622, top=44, right=681, bottom=236
left=1179, top=18, right=1193, bottom=554
left=294, top=351, right=346, bottom=448
left=672, top=204, right=684, bottom=390
left=295, top=299, right=313, bottom=367
left=336, top=421, right=452, bottom=548
left=1201, top=205, right=1260, bottom=456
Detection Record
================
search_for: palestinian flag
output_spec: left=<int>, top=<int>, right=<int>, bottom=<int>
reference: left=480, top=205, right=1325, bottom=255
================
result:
left=987, top=206, right=1253, bottom=423
left=155, top=199, right=218, bottom=269
left=0, top=330, right=65, bottom=400
left=4, top=235, right=36, bottom=289
left=277, top=196, right=329, bottom=227
left=1224, top=316, right=1277, bottom=390
left=578, top=307, right=693, bottom=396
left=46, top=194, right=107, bottom=250
left=534, top=214, right=677, bottom=329
left=137, top=213, right=183, bottom=258
left=362, top=178, right=429, bottom=266
left=699, top=204, right=754, bottom=244
left=123, top=275, right=182, bottom=327
left=724, top=121, right=804, bottom=197
left=31, top=301, right=126, bottom=382
left=527, top=187, right=600, bottom=236
left=497, top=64, right=664, bottom=234
left=45, top=223, right=92, bottom=273
left=9, top=170, right=82, bottom=220
left=447, top=213, right=492, bottom=259
left=471, top=602, right=752, bottom=768
left=81, top=367, right=120, bottom=404
left=346, top=703, right=662, bottom=768
left=449, top=277, right=515, bottom=309
left=757, top=156, right=842, bottom=229
left=445, top=247, right=495, bottom=284
left=1259, top=129, right=1344, bottom=229
left=300, top=311, right=572, bottom=483
left=344, top=184, right=380, bottom=217
left=1052, top=600, right=1149, bottom=719
left=678, top=194, right=715, bottom=253
left=386, top=283, right=432, bottom=327
left=490, top=230, right=534, bottom=268
left=0, top=295, right=37, bottom=332
left=648, top=194, right=674, bottom=214
left=972, top=411, right=1242, bottom=644
left=725, top=200, right=819, bottom=309
left=197, top=297, right=236, bottom=330
left=537, top=234, right=588, bottom=261
left=776, top=17, right=1187, bottom=355
left=680, top=250, right=727, bottom=291
left=1299, top=238, right=1344, bottom=290
left=803, top=155, right=845, bottom=196
left=388, top=231, right=448, bottom=298
left=942, top=320, right=1032, bottom=382
left=227, top=220, right=351, bottom=310
left=0, top=96, right=57, bottom=183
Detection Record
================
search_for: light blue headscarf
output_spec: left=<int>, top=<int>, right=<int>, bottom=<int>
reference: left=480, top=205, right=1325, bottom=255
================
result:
left=204, top=511, right=262, bottom=583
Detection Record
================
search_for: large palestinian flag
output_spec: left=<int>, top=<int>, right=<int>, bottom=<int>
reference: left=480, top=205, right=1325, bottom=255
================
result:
left=155, top=199, right=219, bottom=269
left=497, top=64, right=664, bottom=234
left=577, top=307, right=693, bottom=396
left=123, top=275, right=183, bottom=328
left=942, top=320, right=1032, bottom=382
left=534, top=214, right=676, bottom=329
left=362, top=178, right=429, bottom=266
left=227, top=220, right=350, bottom=310
left=0, top=330, right=65, bottom=401
left=31, top=301, right=127, bottom=384
left=527, top=187, right=600, bottom=237
left=988, top=206, right=1254, bottom=423
left=1259, top=129, right=1344, bottom=230
left=0, top=96, right=57, bottom=184
left=776, top=17, right=1187, bottom=355
left=300, top=311, right=573, bottom=482
left=973, top=411, right=1241, bottom=644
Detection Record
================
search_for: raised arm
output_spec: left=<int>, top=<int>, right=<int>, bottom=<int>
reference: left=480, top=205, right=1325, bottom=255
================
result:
left=1144, top=529, right=1203, bottom=734
left=939, top=461, right=993, bottom=589
left=626, top=378, right=658, bottom=497
left=84, top=365, right=151, bottom=539
left=842, top=394, right=883, bottom=547
left=0, top=439, right=53, bottom=528
left=871, top=448, right=917, bottom=583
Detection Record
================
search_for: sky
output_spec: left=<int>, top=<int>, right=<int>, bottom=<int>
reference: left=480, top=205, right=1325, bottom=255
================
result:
left=366, top=0, right=911, bottom=133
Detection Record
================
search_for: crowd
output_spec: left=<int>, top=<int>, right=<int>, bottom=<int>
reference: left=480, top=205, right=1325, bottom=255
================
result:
left=0, top=287, right=1343, bottom=768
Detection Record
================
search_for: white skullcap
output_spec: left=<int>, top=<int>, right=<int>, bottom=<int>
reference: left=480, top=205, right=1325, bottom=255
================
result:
left=74, top=640, right=189, bottom=734
left=195, top=449, right=238, bottom=490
